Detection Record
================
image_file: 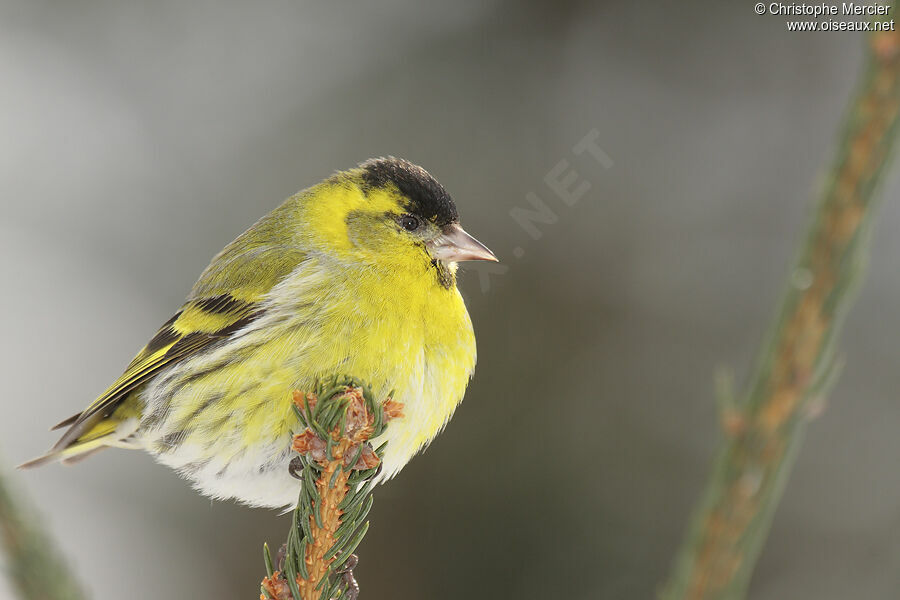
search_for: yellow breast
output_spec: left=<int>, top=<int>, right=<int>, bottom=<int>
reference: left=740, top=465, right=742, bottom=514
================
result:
left=276, top=257, right=477, bottom=480
left=141, top=255, right=476, bottom=506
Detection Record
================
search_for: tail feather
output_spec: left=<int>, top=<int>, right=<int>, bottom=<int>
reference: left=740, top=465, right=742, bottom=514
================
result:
left=18, top=452, right=60, bottom=470
left=18, top=440, right=108, bottom=469
left=60, top=446, right=109, bottom=465
left=19, top=417, right=140, bottom=469
left=50, top=413, right=80, bottom=431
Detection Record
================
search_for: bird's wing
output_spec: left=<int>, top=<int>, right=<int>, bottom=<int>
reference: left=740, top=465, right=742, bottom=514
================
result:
left=49, top=293, right=263, bottom=450
left=49, top=236, right=308, bottom=452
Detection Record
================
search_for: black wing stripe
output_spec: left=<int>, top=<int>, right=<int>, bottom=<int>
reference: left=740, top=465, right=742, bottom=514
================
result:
left=52, top=304, right=266, bottom=451
left=145, top=314, right=183, bottom=354
left=193, top=294, right=254, bottom=315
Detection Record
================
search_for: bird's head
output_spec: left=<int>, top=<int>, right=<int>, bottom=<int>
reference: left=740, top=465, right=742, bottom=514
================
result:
left=302, top=157, right=497, bottom=288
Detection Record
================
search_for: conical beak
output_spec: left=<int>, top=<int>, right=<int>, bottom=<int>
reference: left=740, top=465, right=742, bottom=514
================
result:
left=427, top=223, right=498, bottom=262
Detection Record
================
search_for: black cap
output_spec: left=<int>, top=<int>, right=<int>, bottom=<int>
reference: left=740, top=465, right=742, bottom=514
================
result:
left=360, top=157, right=459, bottom=226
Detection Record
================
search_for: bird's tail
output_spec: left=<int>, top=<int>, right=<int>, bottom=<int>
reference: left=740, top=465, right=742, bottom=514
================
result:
left=19, top=414, right=140, bottom=469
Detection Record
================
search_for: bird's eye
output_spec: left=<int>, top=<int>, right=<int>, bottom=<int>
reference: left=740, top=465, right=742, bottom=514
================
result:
left=399, top=214, right=420, bottom=231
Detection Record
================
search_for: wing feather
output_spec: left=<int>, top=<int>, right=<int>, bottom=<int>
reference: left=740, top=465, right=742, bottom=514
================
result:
left=40, top=205, right=307, bottom=459
left=51, top=294, right=263, bottom=450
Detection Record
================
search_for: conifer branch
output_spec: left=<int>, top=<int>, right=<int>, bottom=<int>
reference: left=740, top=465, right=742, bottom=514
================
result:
left=662, top=20, right=900, bottom=600
left=260, top=378, right=402, bottom=600
left=0, top=459, right=87, bottom=600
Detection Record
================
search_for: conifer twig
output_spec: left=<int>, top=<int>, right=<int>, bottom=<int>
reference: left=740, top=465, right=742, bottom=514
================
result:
left=662, top=20, right=900, bottom=600
left=260, top=378, right=402, bottom=600
left=0, top=459, right=88, bottom=600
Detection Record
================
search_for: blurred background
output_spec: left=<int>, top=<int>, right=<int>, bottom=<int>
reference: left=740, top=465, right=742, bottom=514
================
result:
left=2, top=1, right=900, bottom=598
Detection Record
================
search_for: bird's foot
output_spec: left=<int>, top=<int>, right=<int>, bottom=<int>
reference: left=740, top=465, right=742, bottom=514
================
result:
left=336, top=553, right=360, bottom=600
left=275, top=542, right=288, bottom=572
left=288, top=456, right=305, bottom=480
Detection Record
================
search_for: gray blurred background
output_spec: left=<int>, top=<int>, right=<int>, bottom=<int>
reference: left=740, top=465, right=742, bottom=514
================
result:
left=2, top=1, right=900, bottom=599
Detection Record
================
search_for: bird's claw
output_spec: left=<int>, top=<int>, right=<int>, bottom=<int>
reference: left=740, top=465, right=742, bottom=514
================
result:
left=288, top=456, right=304, bottom=480
left=336, top=553, right=360, bottom=600
left=276, top=542, right=287, bottom=572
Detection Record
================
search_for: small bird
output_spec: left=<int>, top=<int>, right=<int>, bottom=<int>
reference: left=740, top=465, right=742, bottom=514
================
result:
left=22, top=157, right=496, bottom=508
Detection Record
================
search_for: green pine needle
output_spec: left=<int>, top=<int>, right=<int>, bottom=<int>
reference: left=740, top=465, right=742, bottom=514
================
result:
left=262, top=377, right=392, bottom=599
